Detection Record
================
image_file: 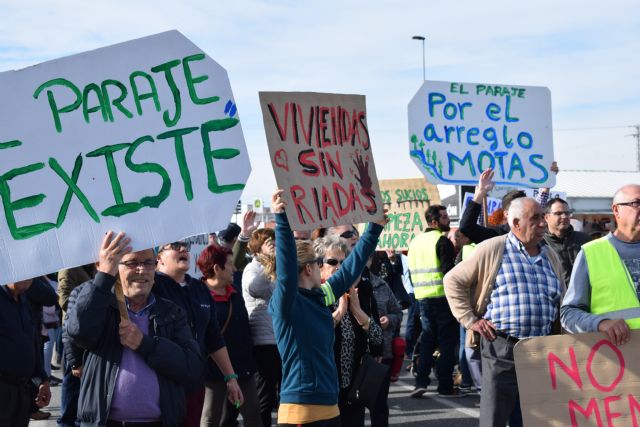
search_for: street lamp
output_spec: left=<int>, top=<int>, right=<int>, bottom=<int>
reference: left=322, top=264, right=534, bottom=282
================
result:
left=412, top=35, right=426, bottom=81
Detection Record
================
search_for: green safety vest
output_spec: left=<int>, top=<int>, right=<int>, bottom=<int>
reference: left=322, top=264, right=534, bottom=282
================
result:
left=320, top=282, right=337, bottom=306
left=408, top=230, right=445, bottom=300
left=583, top=237, right=640, bottom=329
left=461, top=243, right=477, bottom=261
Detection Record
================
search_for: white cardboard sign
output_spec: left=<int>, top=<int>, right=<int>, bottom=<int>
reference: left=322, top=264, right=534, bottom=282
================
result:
left=0, top=30, right=251, bottom=284
left=408, top=80, right=555, bottom=188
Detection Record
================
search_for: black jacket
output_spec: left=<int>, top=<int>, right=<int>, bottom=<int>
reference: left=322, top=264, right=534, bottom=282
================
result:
left=67, top=272, right=203, bottom=427
left=459, top=200, right=509, bottom=244
left=543, top=227, right=591, bottom=285
left=206, top=284, right=256, bottom=382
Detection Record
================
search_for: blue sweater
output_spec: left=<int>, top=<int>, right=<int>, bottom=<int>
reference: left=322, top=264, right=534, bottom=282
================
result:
left=268, top=213, right=383, bottom=405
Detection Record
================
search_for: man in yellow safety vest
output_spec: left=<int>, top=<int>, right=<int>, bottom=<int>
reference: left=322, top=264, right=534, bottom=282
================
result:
left=561, top=184, right=640, bottom=345
left=408, top=205, right=461, bottom=398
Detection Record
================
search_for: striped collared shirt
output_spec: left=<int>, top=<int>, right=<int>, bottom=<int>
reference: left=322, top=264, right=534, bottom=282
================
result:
left=485, top=232, right=562, bottom=338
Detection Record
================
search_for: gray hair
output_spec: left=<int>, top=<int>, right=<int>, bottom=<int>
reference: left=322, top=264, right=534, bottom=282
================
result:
left=507, top=197, right=537, bottom=228
left=313, top=234, right=350, bottom=259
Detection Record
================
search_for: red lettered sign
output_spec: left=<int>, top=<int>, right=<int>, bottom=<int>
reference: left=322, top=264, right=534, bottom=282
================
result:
left=514, top=331, right=640, bottom=426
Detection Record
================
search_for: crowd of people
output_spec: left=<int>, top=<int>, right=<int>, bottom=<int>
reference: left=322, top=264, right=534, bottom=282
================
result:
left=1, top=177, right=638, bottom=427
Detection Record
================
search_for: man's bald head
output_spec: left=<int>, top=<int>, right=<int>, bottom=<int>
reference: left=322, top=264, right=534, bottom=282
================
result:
left=613, top=184, right=640, bottom=205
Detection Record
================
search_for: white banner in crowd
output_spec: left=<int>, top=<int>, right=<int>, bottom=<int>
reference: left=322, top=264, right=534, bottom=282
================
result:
left=408, top=80, right=555, bottom=188
left=0, top=30, right=251, bottom=284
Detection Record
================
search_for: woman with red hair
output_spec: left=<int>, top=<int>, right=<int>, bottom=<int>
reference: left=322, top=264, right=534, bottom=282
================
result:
left=197, top=245, right=261, bottom=427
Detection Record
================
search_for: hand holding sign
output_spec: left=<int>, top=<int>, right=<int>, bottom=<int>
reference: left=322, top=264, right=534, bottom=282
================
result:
left=272, top=189, right=286, bottom=214
left=98, top=231, right=131, bottom=277
left=598, top=319, right=631, bottom=346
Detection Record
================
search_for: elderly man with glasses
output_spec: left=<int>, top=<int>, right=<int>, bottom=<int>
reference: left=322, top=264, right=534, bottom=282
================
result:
left=542, top=198, right=590, bottom=285
left=66, top=232, right=204, bottom=427
left=561, top=184, right=640, bottom=346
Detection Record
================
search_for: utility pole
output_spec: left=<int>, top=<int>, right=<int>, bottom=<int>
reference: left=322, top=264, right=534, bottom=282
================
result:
left=628, top=124, right=640, bottom=171
left=412, top=35, right=426, bottom=81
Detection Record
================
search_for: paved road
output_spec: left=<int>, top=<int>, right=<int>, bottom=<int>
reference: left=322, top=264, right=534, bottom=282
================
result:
left=31, top=362, right=480, bottom=426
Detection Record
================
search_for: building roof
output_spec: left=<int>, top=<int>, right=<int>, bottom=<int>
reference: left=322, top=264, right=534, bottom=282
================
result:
left=554, top=170, right=640, bottom=198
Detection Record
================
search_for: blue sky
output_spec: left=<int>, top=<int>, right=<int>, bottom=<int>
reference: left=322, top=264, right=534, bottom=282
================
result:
left=1, top=0, right=638, bottom=201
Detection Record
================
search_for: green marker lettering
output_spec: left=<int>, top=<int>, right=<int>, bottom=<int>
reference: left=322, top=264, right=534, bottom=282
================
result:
left=124, top=135, right=171, bottom=208
left=82, top=83, right=108, bottom=124
left=182, top=54, right=220, bottom=105
left=157, top=127, right=198, bottom=201
left=48, top=156, right=99, bottom=225
left=101, top=79, right=133, bottom=121
left=0, top=162, right=56, bottom=240
left=200, top=118, right=244, bottom=194
left=151, top=59, right=182, bottom=127
left=33, top=78, right=82, bottom=133
left=130, top=71, right=161, bottom=116
left=86, top=143, right=143, bottom=217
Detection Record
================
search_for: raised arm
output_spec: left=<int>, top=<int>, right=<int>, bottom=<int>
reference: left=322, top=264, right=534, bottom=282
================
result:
left=327, top=220, right=385, bottom=296
left=459, top=168, right=499, bottom=243
left=269, top=190, right=299, bottom=318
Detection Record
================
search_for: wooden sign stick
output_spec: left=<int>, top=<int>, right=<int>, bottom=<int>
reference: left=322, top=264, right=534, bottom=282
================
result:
left=114, top=279, right=129, bottom=321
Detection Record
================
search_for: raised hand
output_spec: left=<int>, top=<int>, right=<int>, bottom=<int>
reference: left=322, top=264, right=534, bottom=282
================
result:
left=474, top=168, right=495, bottom=202
left=98, top=231, right=131, bottom=276
left=241, top=210, right=258, bottom=238
left=271, top=189, right=286, bottom=214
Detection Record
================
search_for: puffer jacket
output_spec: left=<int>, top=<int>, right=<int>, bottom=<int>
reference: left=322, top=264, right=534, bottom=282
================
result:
left=242, top=258, right=276, bottom=346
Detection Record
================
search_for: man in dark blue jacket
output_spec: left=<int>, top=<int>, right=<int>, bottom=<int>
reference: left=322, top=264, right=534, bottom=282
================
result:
left=0, top=278, right=52, bottom=427
left=67, top=231, right=203, bottom=427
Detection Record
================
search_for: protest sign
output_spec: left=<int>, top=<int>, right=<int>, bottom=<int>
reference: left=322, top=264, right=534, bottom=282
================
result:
left=514, top=331, right=640, bottom=426
left=259, top=92, right=383, bottom=230
left=408, top=80, right=555, bottom=188
left=524, top=188, right=567, bottom=201
left=376, top=178, right=440, bottom=250
left=0, top=30, right=251, bottom=284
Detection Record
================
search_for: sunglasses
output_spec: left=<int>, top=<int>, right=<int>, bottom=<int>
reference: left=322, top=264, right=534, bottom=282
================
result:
left=339, top=230, right=355, bottom=239
left=159, top=242, right=189, bottom=252
left=324, top=258, right=344, bottom=267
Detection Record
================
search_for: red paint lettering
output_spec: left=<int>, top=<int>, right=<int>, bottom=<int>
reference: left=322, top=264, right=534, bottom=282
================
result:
left=324, top=150, right=343, bottom=179
left=603, top=395, right=622, bottom=427
left=629, top=395, right=640, bottom=427
left=290, top=185, right=313, bottom=224
left=298, top=149, right=319, bottom=176
left=358, top=111, right=370, bottom=149
left=319, top=107, right=330, bottom=146
left=548, top=347, right=583, bottom=390
left=267, top=102, right=290, bottom=142
left=296, top=104, right=314, bottom=145
left=586, top=340, right=625, bottom=392
left=320, top=185, right=339, bottom=221
left=568, top=398, right=603, bottom=427
left=332, top=182, right=351, bottom=217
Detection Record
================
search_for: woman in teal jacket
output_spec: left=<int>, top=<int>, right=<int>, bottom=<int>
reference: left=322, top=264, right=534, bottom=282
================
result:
left=265, top=190, right=385, bottom=426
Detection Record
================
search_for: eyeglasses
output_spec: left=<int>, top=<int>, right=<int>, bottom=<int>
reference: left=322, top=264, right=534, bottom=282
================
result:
left=324, top=258, right=344, bottom=267
left=159, top=242, right=189, bottom=252
left=339, top=230, right=355, bottom=239
left=299, top=257, right=323, bottom=271
left=616, top=200, right=640, bottom=208
left=120, top=260, right=158, bottom=270
left=549, top=210, right=573, bottom=217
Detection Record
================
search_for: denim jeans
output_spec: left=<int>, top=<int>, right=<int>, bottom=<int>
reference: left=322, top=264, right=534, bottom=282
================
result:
left=404, top=294, right=421, bottom=358
left=57, top=359, right=80, bottom=427
left=415, top=297, right=459, bottom=393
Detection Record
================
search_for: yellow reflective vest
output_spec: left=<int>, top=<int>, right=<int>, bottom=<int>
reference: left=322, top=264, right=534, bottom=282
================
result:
left=583, top=237, right=640, bottom=329
left=461, top=243, right=477, bottom=261
left=408, top=230, right=445, bottom=300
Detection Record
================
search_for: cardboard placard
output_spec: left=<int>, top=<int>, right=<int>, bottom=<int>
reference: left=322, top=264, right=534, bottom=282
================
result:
left=0, top=31, right=251, bottom=284
left=408, top=80, right=555, bottom=188
left=259, top=92, right=384, bottom=230
left=376, top=178, right=440, bottom=250
left=514, top=331, right=640, bottom=426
